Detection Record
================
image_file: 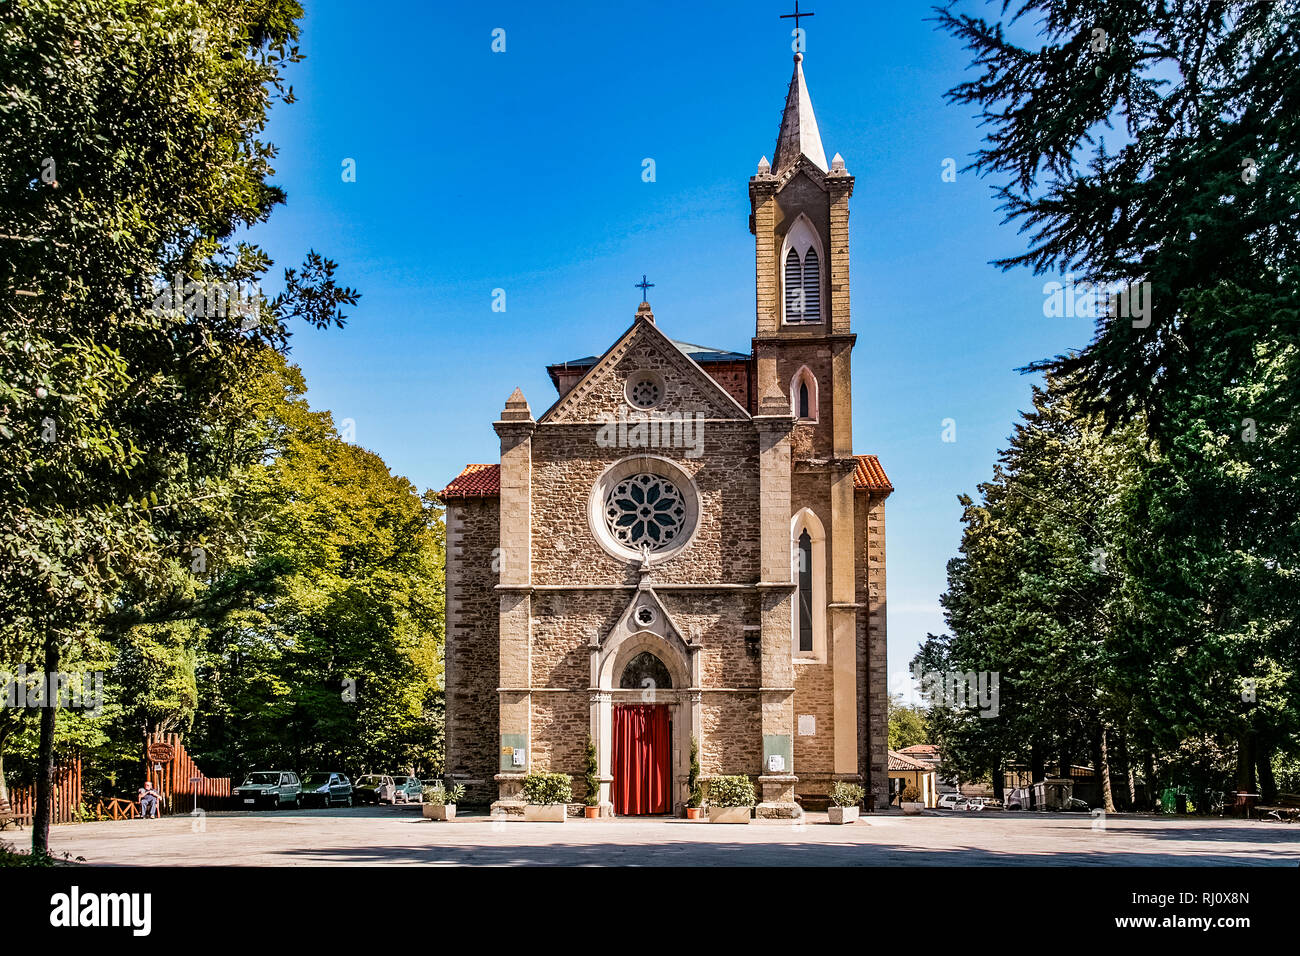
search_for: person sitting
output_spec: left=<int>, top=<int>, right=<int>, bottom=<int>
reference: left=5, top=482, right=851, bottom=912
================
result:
left=138, top=780, right=160, bottom=819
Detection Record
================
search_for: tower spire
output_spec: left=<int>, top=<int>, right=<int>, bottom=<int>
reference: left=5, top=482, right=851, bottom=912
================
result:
left=772, top=53, right=827, bottom=174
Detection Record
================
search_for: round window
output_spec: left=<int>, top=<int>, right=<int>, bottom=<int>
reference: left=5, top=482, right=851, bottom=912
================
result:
left=588, top=456, right=699, bottom=564
left=625, top=370, right=665, bottom=409
left=634, top=606, right=657, bottom=628
left=605, top=474, right=686, bottom=550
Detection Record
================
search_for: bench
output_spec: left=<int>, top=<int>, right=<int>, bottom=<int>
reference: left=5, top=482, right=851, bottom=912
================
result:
left=0, top=795, right=34, bottom=831
left=1256, top=793, right=1300, bottom=823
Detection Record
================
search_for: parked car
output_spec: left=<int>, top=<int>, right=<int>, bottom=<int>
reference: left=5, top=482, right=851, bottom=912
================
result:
left=353, top=774, right=395, bottom=805
left=962, top=797, right=989, bottom=811
left=1005, top=787, right=1029, bottom=810
left=1064, top=797, right=1091, bottom=812
left=937, top=792, right=966, bottom=810
left=234, top=771, right=301, bottom=809
left=391, top=775, right=424, bottom=803
left=300, top=772, right=353, bottom=808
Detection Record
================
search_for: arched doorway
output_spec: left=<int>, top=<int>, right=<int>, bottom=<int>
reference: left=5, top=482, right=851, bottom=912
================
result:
left=612, top=652, right=672, bottom=815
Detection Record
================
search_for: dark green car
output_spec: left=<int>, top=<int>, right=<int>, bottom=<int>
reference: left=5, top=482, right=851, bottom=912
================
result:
left=234, top=771, right=302, bottom=809
left=300, top=772, right=353, bottom=808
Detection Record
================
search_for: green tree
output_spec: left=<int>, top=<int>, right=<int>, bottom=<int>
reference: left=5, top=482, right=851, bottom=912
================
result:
left=887, top=694, right=930, bottom=751
left=189, top=353, right=444, bottom=778
left=937, top=0, right=1300, bottom=802
left=0, top=0, right=356, bottom=853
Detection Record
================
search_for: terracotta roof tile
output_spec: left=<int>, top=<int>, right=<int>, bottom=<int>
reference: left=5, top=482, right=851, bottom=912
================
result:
left=441, top=454, right=892, bottom=500
left=853, top=454, right=893, bottom=494
left=888, top=750, right=933, bottom=772
left=438, top=463, right=500, bottom=499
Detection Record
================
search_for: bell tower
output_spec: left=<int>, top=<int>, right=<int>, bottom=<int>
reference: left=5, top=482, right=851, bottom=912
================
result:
left=749, top=51, right=854, bottom=457
left=751, top=50, right=864, bottom=794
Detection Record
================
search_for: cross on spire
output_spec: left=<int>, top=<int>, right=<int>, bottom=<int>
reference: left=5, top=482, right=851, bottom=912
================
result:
left=780, top=0, right=815, bottom=34
left=635, top=274, right=654, bottom=303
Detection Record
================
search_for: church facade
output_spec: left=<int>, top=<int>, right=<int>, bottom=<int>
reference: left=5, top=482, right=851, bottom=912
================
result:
left=439, top=53, right=892, bottom=816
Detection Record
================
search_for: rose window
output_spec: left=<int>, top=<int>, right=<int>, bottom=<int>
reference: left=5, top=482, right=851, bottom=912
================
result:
left=628, top=376, right=662, bottom=409
left=604, top=474, right=686, bottom=550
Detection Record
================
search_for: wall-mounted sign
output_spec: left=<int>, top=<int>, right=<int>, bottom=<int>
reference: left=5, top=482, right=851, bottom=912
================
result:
left=147, top=742, right=175, bottom=763
left=798, top=714, right=816, bottom=736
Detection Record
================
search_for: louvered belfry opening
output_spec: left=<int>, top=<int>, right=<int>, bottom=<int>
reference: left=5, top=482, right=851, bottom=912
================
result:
left=784, top=247, right=820, bottom=323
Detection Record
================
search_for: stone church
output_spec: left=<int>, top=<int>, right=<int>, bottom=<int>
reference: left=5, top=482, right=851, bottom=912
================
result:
left=439, top=53, right=892, bottom=817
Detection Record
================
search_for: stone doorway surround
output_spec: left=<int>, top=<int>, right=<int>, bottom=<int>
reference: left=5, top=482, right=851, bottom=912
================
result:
left=591, top=586, right=700, bottom=817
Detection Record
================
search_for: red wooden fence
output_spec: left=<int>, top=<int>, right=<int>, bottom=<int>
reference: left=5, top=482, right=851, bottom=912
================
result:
left=145, top=731, right=231, bottom=813
left=9, top=758, right=83, bottom=825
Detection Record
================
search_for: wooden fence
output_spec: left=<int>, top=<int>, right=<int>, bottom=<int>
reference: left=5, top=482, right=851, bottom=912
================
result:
left=145, top=731, right=231, bottom=813
left=8, top=758, right=83, bottom=825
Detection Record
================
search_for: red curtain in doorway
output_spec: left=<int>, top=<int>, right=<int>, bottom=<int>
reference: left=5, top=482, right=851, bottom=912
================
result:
left=612, top=704, right=671, bottom=815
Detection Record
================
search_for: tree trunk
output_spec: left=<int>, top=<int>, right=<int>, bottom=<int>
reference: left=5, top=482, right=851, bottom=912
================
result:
left=1256, top=742, right=1276, bottom=804
left=1143, top=749, right=1157, bottom=811
left=1098, top=725, right=1116, bottom=813
left=1113, top=725, right=1134, bottom=810
left=32, top=635, right=60, bottom=855
left=992, top=756, right=1004, bottom=802
left=1029, top=745, right=1046, bottom=808
left=1236, top=731, right=1257, bottom=794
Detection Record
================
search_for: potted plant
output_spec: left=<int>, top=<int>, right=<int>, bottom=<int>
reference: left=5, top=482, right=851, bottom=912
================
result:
left=583, top=735, right=600, bottom=818
left=828, top=781, right=865, bottom=824
left=521, top=771, right=572, bottom=822
left=901, top=784, right=925, bottom=815
left=422, top=783, right=464, bottom=821
left=685, top=736, right=703, bottom=819
left=706, top=775, right=755, bottom=824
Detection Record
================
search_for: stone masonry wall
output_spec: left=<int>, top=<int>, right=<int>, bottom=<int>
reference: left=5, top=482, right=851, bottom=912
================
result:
left=444, top=498, right=500, bottom=805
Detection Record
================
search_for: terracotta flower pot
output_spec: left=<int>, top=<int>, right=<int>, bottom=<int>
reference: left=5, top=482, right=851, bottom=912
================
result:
left=584, top=806, right=599, bottom=818
left=685, top=807, right=702, bottom=819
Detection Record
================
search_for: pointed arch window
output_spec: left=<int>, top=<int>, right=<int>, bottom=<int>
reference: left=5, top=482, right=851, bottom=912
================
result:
left=791, top=509, right=827, bottom=662
left=797, top=530, right=814, bottom=652
left=789, top=366, right=819, bottom=422
left=781, top=216, right=823, bottom=325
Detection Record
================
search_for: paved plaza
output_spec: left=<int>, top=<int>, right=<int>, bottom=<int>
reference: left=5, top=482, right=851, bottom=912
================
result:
left=38, top=806, right=1300, bottom=866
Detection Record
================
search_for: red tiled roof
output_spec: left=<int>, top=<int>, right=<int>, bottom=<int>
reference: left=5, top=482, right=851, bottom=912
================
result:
left=441, top=454, right=892, bottom=499
left=853, top=455, right=893, bottom=494
left=899, top=744, right=938, bottom=755
left=888, top=750, right=933, bottom=772
left=438, top=463, right=500, bottom=499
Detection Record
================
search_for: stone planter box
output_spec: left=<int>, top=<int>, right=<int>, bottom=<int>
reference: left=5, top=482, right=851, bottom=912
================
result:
left=828, top=806, right=859, bottom=824
left=524, top=804, right=567, bottom=823
left=901, top=801, right=925, bottom=816
left=708, top=806, right=752, bottom=824
left=423, top=804, right=455, bottom=821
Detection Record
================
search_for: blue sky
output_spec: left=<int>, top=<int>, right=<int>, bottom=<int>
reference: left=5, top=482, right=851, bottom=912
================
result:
left=245, top=1, right=1092, bottom=684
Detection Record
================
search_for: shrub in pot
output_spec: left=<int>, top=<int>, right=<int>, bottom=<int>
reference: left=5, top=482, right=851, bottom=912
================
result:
left=422, top=783, right=465, bottom=821
left=901, top=784, right=925, bottom=815
left=706, top=775, right=755, bottom=824
left=583, top=735, right=601, bottom=818
left=828, top=781, right=865, bottom=824
left=685, top=736, right=703, bottom=819
left=522, top=771, right=573, bottom=822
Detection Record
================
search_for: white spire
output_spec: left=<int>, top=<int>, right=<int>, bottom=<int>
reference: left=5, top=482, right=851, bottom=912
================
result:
left=772, top=53, right=828, bottom=174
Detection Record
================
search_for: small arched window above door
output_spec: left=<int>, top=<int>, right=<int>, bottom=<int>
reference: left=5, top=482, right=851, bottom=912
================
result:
left=620, top=651, right=674, bottom=690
